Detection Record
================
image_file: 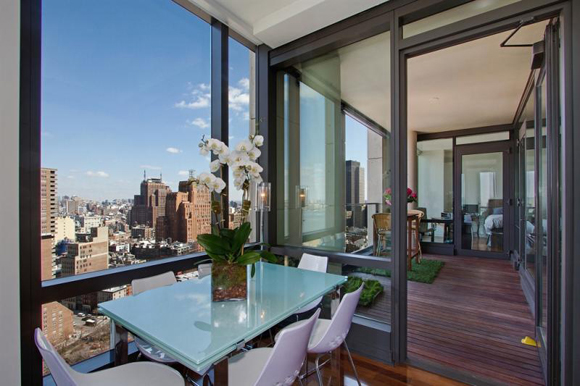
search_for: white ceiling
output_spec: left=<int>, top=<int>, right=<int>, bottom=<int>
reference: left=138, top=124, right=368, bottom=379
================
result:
left=185, top=0, right=389, bottom=48
left=407, top=21, right=547, bottom=133
left=336, top=21, right=547, bottom=133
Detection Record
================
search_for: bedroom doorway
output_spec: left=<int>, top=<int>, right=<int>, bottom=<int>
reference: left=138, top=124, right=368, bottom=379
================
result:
left=455, top=141, right=512, bottom=259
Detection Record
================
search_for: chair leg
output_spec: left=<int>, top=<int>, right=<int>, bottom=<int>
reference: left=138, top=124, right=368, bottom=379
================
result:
left=343, top=341, right=361, bottom=386
left=315, top=354, right=323, bottom=386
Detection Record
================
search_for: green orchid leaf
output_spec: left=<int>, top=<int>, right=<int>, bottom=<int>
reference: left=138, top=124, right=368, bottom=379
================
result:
left=259, top=250, right=278, bottom=263
left=236, top=251, right=261, bottom=265
left=197, top=234, right=231, bottom=255
left=206, top=252, right=227, bottom=264
left=220, top=228, right=236, bottom=241
left=251, top=263, right=256, bottom=278
left=232, top=222, right=252, bottom=254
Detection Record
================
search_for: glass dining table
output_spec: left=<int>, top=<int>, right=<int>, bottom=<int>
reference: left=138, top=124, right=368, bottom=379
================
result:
left=99, top=262, right=347, bottom=385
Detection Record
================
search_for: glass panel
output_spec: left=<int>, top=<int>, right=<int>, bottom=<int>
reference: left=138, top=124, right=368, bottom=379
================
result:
left=276, top=31, right=392, bottom=324
left=42, top=297, right=112, bottom=375
left=403, top=0, right=522, bottom=38
left=417, top=139, right=454, bottom=244
left=456, top=131, right=510, bottom=145
left=227, top=37, right=257, bottom=240
left=41, top=1, right=211, bottom=280
left=460, top=152, right=504, bottom=252
left=538, top=76, right=548, bottom=334
left=276, top=32, right=391, bottom=256
left=525, top=126, right=536, bottom=277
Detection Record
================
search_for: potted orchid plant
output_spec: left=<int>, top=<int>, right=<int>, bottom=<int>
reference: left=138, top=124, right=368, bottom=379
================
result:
left=188, top=123, right=276, bottom=301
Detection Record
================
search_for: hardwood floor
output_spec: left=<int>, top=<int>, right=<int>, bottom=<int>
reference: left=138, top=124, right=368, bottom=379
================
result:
left=347, top=254, right=543, bottom=385
left=299, top=349, right=466, bottom=386
left=407, top=254, right=544, bottom=385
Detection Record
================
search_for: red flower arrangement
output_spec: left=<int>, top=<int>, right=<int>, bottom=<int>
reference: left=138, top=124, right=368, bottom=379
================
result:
left=384, top=187, right=417, bottom=206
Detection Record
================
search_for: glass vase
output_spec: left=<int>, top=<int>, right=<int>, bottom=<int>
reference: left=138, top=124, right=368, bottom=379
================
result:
left=211, top=262, right=247, bottom=301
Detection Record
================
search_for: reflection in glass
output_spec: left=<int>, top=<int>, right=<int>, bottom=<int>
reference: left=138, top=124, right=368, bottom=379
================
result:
left=417, top=139, right=453, bottom=244
left=460, top=152, right=504, bottom=252
left=525, top=126, right=536, bottom=278
left=539, top=76, right=548, bottom=337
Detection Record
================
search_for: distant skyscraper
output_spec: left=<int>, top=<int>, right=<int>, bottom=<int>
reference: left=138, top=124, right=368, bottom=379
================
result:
left=155, top=181, right=211, bottom=244
left=128, top=176, right=170, bottom=229
left=41, top=168, right=57, bottom=280
left=41, top=168, right=57, bottom=234
left=359, top=166, right=366, bottom=204
left=346, top=160, right=364, bottom=228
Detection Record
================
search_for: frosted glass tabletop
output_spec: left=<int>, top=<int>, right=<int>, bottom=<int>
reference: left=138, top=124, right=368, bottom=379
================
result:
left=99, top=262, right=346, bottom=372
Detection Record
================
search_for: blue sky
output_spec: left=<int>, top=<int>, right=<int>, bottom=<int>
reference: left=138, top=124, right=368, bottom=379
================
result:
left=41, top=0, right=252, bottom=201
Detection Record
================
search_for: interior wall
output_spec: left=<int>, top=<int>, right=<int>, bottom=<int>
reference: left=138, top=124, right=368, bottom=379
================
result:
left=0, top=0, right=22, bottom=384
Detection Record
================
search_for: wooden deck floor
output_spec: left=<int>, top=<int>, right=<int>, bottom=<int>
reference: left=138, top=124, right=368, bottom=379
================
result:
left=351, top=254, right=544, bottom=385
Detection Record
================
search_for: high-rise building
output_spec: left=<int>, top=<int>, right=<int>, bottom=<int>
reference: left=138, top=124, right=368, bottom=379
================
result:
left=55, top=216, right=75, bottom=243
left=41, top=168, right=57, bottom=234
left=61, top=227, right=109, bottom=276
left=359, top=166, right=366, bottom=204
left=346, top=160, right=364, bottom=228
left=41, top=301, right=74, bottom=347
left=155, top=181, right=211, bottom=243
left=128, top=175, right=170, bottom=229
left=41, top=168, right=58, bottom=281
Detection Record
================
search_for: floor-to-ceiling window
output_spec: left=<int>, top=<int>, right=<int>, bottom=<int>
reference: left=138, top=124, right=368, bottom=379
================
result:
left=276, top=31, right=393, bottom=324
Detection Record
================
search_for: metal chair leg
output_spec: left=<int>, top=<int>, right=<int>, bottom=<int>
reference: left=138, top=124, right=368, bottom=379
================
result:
left=343, top=341, right=361, bottom=386
left=315, top=354, right=323, bottom=386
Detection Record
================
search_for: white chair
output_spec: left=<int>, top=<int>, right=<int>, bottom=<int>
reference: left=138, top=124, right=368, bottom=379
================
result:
left=197, top=263, right=212, bottom=279
left=228, top=308, right=320, bottom=386
left=34, top=328, right=184, bottom=386
left=276, top=284, right=364, bottom=385
left=294, top=254, right=328, bottom=316
left=131, top=271, right=178, bottom=364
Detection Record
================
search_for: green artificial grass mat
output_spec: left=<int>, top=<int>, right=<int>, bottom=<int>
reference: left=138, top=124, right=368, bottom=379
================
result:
left=356, top=258, right=445, bottom=284
left=343, top=276, right=384, bottom=307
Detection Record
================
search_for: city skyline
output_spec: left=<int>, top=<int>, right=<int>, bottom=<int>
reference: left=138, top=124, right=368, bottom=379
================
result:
left=41, top=0, right=252, bottom=201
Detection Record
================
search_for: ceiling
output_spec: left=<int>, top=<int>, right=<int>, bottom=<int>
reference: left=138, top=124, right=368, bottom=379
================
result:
left=336, top=21, right=547, bottom=134
left=407, top=21, right=547, bottom=133
left=184, top=0, right=389, bottom=48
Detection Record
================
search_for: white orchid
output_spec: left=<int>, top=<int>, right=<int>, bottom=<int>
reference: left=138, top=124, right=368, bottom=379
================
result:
left=233, top=177, right=246, bottom=189
left=230, top=151, right=250, bottom=164
left=235, top=139, right=253, bottom=153
left=199, top=142, right=209, bottom=156
left=210, top=159, right=221, bottom=173
left=211, top=178, right=227, bottom=194
left=247, top=162, right=263, bottom=176
left=248, top=147, right=261, bottom=161
left=252, top=135, right=264, bottom=147
left=219, top=152, right=233, bottom=165
left=207, top=138, right=227, bottom=155
left=198, top=172, right=215, bottom=186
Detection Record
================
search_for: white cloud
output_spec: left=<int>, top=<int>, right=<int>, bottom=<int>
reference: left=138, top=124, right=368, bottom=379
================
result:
left=189, top=117, right=210, bottom=129
left=86, top=171, right=109, bottom=178
left=229, top=86, right=249, bottom=112
left=166, top=147, right=182, bottom=154
left=67, top=175, right=75, bottom=179
left=178, top=170, right=190, bottom=176
left=175, top=83, right=211, bottom=109
left=238, top=78, right=250, bottom=90
left=140, top=164, right=162, bottom=170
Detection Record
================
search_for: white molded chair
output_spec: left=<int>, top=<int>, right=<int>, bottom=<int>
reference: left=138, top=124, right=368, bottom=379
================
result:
left=131, top=271, right=178, bottom=364
left=197, top=263, right=212, bottom=279
left=276, top=284, right=364, bottom=385
left=34, top=328, right=184, bottom=386
left=228, top=308, right=320, bottom=386
left=295, top=254, right=328, bottom=315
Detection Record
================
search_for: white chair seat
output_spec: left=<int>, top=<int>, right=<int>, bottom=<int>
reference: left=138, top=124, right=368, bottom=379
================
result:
left=76, top=361, right=184, bottom=386
left=275, top=319, right=331, bottom=349
left=228, top=348, right=273, bottom=386
left=135, top=337, right=177, bottom=364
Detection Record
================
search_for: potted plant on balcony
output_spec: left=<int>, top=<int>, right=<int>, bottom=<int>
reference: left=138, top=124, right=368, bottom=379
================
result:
left=383, top=187, right=418, bottom=207
left=189, top=125, right=276, bottom=301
